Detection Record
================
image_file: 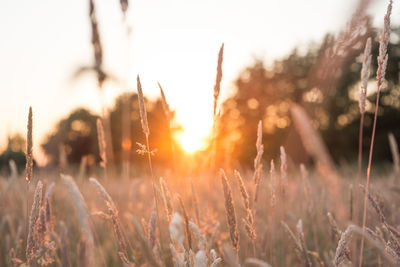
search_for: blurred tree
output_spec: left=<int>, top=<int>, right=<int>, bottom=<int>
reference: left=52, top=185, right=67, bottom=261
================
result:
left=0, top=133, right=28, bottom=173
left=109, top=92, right=180, bottom=170
left=41, top=94, right=180, bottom=170
left=42, top=108, right=99, bottom=165
left=217, top=21, right=400, bottom=167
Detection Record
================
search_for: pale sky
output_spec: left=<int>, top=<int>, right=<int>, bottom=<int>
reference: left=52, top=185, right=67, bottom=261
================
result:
left=0, top=0, right=396, bottom=164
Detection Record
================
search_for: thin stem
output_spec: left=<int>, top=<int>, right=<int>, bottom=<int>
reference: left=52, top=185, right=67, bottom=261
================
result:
left=251, top=240, right=256, bottom=257
left=25, top=182, right=29, bottom=248
left=145, top=134, right=154, bottom=179
left=356, top=113, right=365, bottom=223
left=359, top=90, right=382, bottom=267
left=145, top=134, right=164, bottom=255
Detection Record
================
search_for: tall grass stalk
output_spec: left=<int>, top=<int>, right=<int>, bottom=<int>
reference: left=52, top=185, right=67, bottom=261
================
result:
left=254, top=120, right=264, bottom=202
left=220, top=169, right=239, bottom=260
left=25, top=106, right=33, bottom=247
left=359, top=1, right=392, bottom=266
left=137, top=75, right=164, bottom=254
left=356, top=37, right=371, bottom=224
left=158, top=82, right=177, bottom=171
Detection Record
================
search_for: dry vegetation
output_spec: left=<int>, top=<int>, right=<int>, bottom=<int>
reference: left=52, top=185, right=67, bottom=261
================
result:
left=1, top=0, right=400, bottom=266
left=1, top=148, right=400, bottom=266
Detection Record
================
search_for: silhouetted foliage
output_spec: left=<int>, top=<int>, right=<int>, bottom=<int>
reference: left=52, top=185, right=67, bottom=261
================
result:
left=42, top=108, right=99, bottom=165
left=41, top=94, right=180, bottom=170
left=0, top=133, right=30, bottom=174
left=217, top=22, right=400, bottom=167
left=109, top=92, right=180, bottom=169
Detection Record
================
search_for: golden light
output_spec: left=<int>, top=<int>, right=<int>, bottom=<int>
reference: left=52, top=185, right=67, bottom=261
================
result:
left=174, top=105, right=214, bottom=153
left=177, top=130, right=206, bottom=153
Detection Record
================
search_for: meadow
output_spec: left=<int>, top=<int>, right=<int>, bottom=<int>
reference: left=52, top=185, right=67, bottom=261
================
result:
left=1, top=0, right=400, bottom=266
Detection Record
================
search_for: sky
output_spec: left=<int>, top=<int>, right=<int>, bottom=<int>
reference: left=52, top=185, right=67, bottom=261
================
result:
left=0, top=0, right=397, bottom=164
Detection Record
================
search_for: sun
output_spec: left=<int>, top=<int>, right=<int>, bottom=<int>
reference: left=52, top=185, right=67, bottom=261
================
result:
left=174, top=111, right=214, bottom=153
left=177, top=130, right=207, bottom=153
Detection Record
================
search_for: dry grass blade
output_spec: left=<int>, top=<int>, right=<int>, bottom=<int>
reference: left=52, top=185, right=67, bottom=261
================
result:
left=89, top=178, right=116, bottom=210
left=26, top=180, right=43, bottom=264
left=160, top=177, right=174, bottom=222
left=220, top=169, right=239, bottom=253
left=234, top=170, right=256, bottom=244
left=359, top=37, right=372, bottom=115
left=89, top=177, right=132, bottom=263
left=158, top=82, right=171, bottom=122
left=45, top=182, right=55, bottom=235
left=280, top=146, right=287, bottom=197
left=334, top=225, right=355, bottom=267
left=213, top=43, right=224, bottom=118
left=253, top=120, right=264, bottom=202
left=296, top=220, right=312, bottom=267
left=327, top=212, right=342, bottom=240
left=61, top=175, right=92, bottom=237
left=208, top=221, right=220, bottom=251
left=178, top=195, right=192, bottom=250
left=388, top=133, right=400, bottom=174
left=290, top=104, right=335, bottom=172
left=270, top=160, right=277, bottom=207
left=359, top=185, right=400, bottom=249
left=234, top=170, right=250, bottom=212
left=376, top=0, right=392, bottom=89
left=189, top=221, right=206, bottom=250
left=280, top=146, right=287, bottom=181
left=336, top=225, right=397, bottom=266
left=137, top=75, right=149, bottom=137
left=148, top=209, right=157, bottom=249
left=25, top=106, right=33, bottom=184
left=59, top=222, right=71, bottom=267
left=170, top=243, right=184, bottom=267
left=89, top=0, right=106, bottom=86
left=360, top=4, right=393, bottom=264
left=96, top=118, right=107, bottom=167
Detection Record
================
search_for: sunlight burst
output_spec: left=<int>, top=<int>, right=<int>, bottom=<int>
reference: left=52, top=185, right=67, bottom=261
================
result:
left=177, top=129, right=208, bottom=153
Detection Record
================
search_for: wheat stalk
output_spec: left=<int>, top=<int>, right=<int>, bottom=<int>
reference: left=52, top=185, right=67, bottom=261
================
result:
left=137, top=75, right=149, bottom=137
left=296, top=220, right=311, bottom=267
left=96, top=118, right=107, bottom=168
left=190, top=178, right=201, bottom=227
left=25, top=107, right=33, bottom=184
left=89, top=177, right=133, bottom=264
left=61, top=175, right=95, bottom=266
left=160, top=177, right=174, bottom=222
left=279, top=146, right=287, bottom=198
left=26, top=180, right=42, bottom=264
left=220, top=169, right=239, bottom=256
left=253, top=120, right=264, bottom=202
left=213, top=43, right=224, bottom=118
left=356, top=37, right=372, bottom=226
left=25, top=106, right=33, bottom=249
left=177, top=196, right=192, bottom=250
left=359, top=2, right=392, bottom=266
left=234, top=170, right=256, bottom=256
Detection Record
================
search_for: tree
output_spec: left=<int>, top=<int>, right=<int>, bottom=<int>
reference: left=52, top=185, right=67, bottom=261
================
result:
left=41, top=94, right=181, bottom=170
left=109, top=92, right=180, bottom=169
left=42, top=108, right=99, bottom=165
left=0, top=133, right=28, bottom=174
left=216, top=21, right=400, bottom=167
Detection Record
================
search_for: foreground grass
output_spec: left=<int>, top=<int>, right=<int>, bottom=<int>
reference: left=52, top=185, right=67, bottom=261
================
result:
left=0, top=164, right=399, bottom=266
